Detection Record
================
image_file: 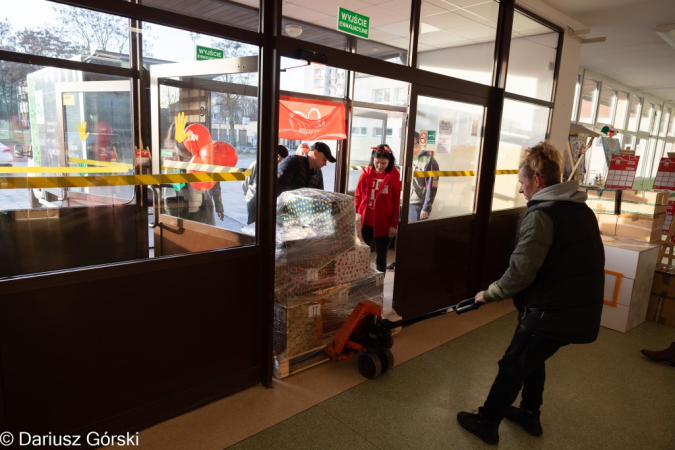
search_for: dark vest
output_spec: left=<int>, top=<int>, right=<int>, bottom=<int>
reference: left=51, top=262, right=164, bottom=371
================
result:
left=514, top=199, right=605, bottom=344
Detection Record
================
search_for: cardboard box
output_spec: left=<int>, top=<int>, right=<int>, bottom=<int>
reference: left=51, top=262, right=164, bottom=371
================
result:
left=273, top=300, right=323, bottom=358
left=597, top=214, right=617, bottom=236
left=647, top=292, right=675, bottom=327
left=582, top=187, right=620, bottom=214
left=651, top=270, right=675, bottom=298
left=615, top=214, right=666, bottom=243
left=620, top=189, right=669, bottom=217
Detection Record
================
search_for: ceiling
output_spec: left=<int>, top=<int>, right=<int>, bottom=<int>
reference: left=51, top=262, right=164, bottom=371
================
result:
left=540, top=0, right=675, bottom=103
left=230, top=0, right=675, bottom=103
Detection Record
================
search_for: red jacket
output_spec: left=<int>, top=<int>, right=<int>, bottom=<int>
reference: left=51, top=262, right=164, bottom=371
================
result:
left=354, top=166, right=401, bottom=237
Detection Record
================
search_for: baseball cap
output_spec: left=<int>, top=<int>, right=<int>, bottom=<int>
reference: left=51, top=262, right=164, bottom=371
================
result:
left=312, top=142, right=336, bottom=163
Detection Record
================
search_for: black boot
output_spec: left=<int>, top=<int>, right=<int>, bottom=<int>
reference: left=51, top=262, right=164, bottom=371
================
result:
left=504, top=406, right=543, bottom=436
left=457, top=408, right=499, bottom=445
left=641, top=342, right=675, bottom=365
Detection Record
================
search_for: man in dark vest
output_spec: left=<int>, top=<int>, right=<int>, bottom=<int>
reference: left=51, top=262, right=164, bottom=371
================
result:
left=457, top=141, right=605, bottom=445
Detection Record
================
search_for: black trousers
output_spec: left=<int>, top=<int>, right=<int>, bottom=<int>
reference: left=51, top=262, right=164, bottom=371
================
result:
left=482, top=324, right=565, bottom=423
left=361, top=225, right=390, bottom=272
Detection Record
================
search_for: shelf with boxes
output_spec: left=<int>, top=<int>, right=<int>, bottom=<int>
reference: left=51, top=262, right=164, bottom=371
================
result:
left=581, top=186, right=667, bottom=332
left=272, top=189, right=387, bottom=379
left=582, top=187, right=669, bottom=244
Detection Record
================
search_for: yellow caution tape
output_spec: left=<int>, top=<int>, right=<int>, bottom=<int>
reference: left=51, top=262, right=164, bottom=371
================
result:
left=68, top=158, right=133, bottom=169
left=495, top=170, right=519, bottom=175
left=414, top=170, right=476, bottom=177
left=0, top=166, right=132, bottom=174
left=0, top=172, right=246, bottom=190
left=161, top=161, right=249, bottom=173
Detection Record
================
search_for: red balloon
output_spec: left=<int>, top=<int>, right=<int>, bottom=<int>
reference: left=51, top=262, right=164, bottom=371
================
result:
left=183, top=124, right=211, bottom=154
left=199, top=141, right=238, bottom=167
left=188, top=153, right=216, bottom=191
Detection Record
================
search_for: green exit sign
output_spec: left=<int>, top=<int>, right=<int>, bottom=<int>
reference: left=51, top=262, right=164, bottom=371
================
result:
left=337, top=7, right=370, bottom=39
left=196, top=45, right=224, bottom=61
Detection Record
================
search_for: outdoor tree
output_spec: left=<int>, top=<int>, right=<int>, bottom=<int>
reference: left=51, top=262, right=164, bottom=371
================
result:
left=52, top=5, right=129, bottom=55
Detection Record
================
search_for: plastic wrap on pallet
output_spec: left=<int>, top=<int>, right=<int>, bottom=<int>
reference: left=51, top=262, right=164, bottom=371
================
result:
left=274, top=269, right=385, bottom=351
left=273, top=298, right=323, bottom=359
left=322, top=270, right=385, bottom=336
left=276, top=189, right=356, bottom=264
left=274, top=241, right=371, bottom=299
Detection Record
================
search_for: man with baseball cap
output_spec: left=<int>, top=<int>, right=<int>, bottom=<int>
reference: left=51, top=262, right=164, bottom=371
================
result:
left=277, top=141, right=336, bottom=196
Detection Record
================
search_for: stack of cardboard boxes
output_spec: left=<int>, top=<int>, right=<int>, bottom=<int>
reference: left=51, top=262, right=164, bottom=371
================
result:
left=649, top=267, right=675, bottom=328
left=582, top=187, right=669, bottom=243
left=272, top=189, right=385, bottom=377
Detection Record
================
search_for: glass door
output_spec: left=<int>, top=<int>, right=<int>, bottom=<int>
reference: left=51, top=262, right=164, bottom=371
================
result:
left=149, top=57, right=259, bottom=256
left=393, top=90, right=488, bottom=319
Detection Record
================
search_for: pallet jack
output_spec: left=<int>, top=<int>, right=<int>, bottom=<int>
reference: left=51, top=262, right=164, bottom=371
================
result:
left=324, top=297, right=483, bottom=379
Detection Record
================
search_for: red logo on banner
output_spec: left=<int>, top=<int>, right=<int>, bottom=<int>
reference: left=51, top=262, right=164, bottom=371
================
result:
left=605, top=155, right=640, bottom=189
left=654, top=157, right=675, bottom=190
left=664, top=200, right=675, bottom=236
left=278, top=96, right=346, bottom=141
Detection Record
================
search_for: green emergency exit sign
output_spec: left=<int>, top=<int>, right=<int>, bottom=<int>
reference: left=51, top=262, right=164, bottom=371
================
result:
left=196, top=45, right=224, bottom=61
left=337, top=7, right=370, bottom=39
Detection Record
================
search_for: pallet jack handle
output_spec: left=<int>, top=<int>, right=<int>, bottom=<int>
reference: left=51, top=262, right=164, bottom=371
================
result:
left=384, top=297, right=484, bottom=329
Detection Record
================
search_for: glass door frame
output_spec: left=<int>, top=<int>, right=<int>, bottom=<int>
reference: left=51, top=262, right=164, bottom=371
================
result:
left=392, top=82, right=501, bottom=318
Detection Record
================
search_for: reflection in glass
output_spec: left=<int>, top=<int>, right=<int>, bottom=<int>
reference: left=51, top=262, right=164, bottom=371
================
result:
left=412, top=96, right=485, bottom=220
left=0, top=59, right=134, bottom=213
left=578, top=77, right=599, bottom=124
left=281, top=0, right=408, bottom=64
left=506, top=10, right=558, bottom=101
left=280, top=58, right=346, bottom=98
left=417, top=0, right=497, bottom=85
left=1, top=0, right=131, bottom=67
left=141, top=0, right=259, bottom=32
left=492, top=100, right=549, bottom=211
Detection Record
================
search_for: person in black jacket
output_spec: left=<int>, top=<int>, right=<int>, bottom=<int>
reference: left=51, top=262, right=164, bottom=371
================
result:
left=457, top=141, right=605, bottom=445
left=277, top=142, right=335, bottom=196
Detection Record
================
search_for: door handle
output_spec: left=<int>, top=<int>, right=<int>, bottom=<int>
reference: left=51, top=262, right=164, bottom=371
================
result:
left=149, top=185, right=160, bottom=228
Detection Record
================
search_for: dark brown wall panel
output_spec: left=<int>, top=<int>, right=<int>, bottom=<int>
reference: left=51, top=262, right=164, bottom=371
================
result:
left=0, top=254, right=259, bottom=435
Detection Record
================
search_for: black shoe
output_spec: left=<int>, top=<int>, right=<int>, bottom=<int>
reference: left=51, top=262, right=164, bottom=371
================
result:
left=457, top=409, right=499, bottom=445
left=386, top=262, right=396, bottom=270
left=504, top=406, right=543, bottom=437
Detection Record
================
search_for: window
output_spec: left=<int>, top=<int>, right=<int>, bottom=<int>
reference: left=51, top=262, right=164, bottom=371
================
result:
left=596, top=86, right=616, bottom=124
left=386, top=128, right=393, bottom=137
left=506, top=10, right=558, bottom=102
left=613, top=91, right=629, bottom=129
left=394, top=87, right=407, bottom=106
left=639, top=102, right=653, bottom=133
left=373, top=127, right=383, bottom=137
left=660, top=108, right=671, bottom=137
left=579, top=77, right=599, bottom=124
left=627, top=95, right=641, bottom=131
left=352, top=127, right=367, bottom=136
left=493, top=100, right=550, bottom=211
left=417, top=0, right=498, bottom=86
left=652, top=105, right=662, bottom=135
left=571, top=73, right=581, bottom=121
left=372, top=89, right=391, bottom=104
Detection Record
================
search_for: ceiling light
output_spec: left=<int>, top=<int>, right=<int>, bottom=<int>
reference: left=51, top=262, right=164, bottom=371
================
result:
left=655, top=23, right=675, bottom=49
left=285, top=24, right=303, bottom=38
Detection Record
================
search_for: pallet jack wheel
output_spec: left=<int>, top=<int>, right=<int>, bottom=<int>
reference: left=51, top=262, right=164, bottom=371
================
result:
left=376, top=348, right=395, bottom=372
left=358, top=352, right=382, bottom=379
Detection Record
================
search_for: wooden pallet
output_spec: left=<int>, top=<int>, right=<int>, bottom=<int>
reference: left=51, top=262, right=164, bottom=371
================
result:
left=274, top=340, right=332, bottom=380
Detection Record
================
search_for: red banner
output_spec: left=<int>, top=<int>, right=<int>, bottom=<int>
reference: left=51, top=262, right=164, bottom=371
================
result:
left=605, top=155, right=639, bottom=189
left=278, top=96, right=346, bottom=141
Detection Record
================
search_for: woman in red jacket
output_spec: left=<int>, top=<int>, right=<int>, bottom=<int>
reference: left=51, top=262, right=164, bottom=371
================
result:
left=354, top=144, right=401, bottom=272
